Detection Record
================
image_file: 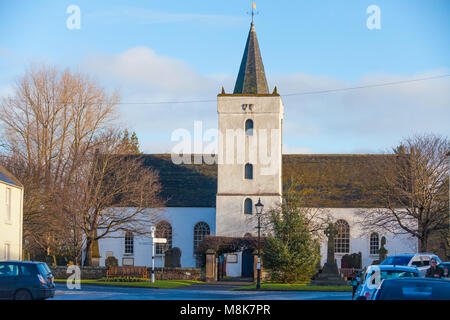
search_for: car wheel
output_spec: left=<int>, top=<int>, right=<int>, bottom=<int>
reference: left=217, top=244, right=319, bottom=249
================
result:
left=14, top=289, right=32, bottom=300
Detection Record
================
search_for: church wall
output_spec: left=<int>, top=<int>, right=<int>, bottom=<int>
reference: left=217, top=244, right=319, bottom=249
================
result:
left=98, top=207, right=216, bottom=268
left=319, top=208, right=418, bottom=269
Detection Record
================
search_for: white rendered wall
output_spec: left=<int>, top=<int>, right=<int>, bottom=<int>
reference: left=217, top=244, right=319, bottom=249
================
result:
left=216, top=95, right=284, bottom=236
left=318, top=208, right=418, bottom=269
left=98, top=207, right=216, bottom=268
left=0, top=182, right=23, bottom=261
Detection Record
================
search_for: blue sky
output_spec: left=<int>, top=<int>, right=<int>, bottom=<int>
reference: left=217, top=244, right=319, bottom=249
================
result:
left=1, top=0, right=449, bottom=153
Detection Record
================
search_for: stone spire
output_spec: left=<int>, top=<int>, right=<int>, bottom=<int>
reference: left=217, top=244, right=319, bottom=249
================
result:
left=233, top=22, right=269, bottom=94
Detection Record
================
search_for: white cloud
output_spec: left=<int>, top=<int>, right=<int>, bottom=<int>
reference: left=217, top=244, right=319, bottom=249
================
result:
left=82, top=47, right=450, bottom=154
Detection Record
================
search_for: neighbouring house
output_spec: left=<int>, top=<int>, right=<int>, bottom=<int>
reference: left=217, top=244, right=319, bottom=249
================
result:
left=98, top=21, right=418, bottom=275
left=0, top=165, right=24, bottom=261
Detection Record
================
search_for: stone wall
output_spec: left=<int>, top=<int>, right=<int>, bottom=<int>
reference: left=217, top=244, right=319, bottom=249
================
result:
left=150, top=268, right=202, bottom=281
left=50, top=266, right=108, bottom=280
left=50, top=266, right=202, bottom=281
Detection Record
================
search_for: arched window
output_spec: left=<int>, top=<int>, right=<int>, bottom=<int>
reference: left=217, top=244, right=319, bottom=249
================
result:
left=193, top=222, right=210, bottom=254
left=244, top=198, right=252, bottom=214
left=370, top=233, right=380, bottom=255
left=124, top=232, right=134, bottom=255
left=335, top=220, right=350, bottom=254
left=156, top=221, right=172, bottom=255
left=245, top=163, right=253, bottom=179
left=245, top=119, right=253, bottom=136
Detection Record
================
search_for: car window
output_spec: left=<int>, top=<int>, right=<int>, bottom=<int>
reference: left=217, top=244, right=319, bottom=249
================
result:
left=0, top=264, right=19, bottom=276
left=20, top=264, right=35, bottom=277
left=380, top=270, right=418, bottom=279
left=381, top=256, right=413, bottom=266
left=36, top=263, right=51, bottom=276
left=411, top=261, right=423, bottom=267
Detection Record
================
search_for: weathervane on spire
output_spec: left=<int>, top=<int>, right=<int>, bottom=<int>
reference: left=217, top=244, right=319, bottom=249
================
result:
left=247, top=0, right=259, bottom=22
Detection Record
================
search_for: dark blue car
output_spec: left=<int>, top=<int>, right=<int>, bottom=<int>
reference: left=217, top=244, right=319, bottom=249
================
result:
left=0, top=261, right=55, bottom=300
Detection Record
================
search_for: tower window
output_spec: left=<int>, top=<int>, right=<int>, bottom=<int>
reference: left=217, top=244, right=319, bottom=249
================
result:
left=245, top=163, right=253, bottom=179
left=245, top=119, right=253, bottom=135
left=244, top=198, right=252, bottom=214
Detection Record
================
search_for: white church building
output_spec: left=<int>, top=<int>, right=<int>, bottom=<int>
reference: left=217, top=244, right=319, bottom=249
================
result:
left=98, top=22, right=417, bottom=275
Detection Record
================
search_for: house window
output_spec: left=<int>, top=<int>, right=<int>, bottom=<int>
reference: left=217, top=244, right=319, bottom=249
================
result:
left=370, top=233, right=379, bottom=255
left=335, top=220, right=350, bottom=254
left=193, top=222, right=210, bottom=254
left=5, top=188, right=11, bottom=223
left=245, top=163, right=253, bottom=179
left=244, top=198, right=252, bottom=214
left=124, top=232, right=134, bottom=255
left=156, top=221, right=172, bottom=255
left=245, top=119, right=254, bottom=135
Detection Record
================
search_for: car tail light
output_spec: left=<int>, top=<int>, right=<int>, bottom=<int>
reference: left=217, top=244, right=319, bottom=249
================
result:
left=37, top=274, right=46, bottom=286
left=364, top=292, right=371, bottom=299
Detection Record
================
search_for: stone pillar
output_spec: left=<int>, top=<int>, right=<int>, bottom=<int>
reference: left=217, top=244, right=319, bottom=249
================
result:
left=205, top=249, right=216, bottom=282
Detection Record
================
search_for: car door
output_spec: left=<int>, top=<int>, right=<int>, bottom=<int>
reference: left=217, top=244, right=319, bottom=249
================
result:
left=19, top=264, right=37, bottom=292
left=0, top=263, right=20, bottom=299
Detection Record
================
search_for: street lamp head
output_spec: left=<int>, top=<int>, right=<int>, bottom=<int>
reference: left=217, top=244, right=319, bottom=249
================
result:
left=255, top=198, right=264, bottom=215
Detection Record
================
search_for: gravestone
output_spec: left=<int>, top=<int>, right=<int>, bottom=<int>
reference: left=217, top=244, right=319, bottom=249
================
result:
left=164, top=247, right=182, bottom=268
left=373, top=236, right=388, bottom=264
left=378, top=236, right=388, bottom=262
left=310, top=223, right=348, bottom=286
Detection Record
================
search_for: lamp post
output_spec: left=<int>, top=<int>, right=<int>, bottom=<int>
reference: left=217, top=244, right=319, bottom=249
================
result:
left=255, top=198, right=264, bottom=289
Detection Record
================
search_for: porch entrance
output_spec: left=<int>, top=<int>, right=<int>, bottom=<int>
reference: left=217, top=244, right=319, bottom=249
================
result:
left=241, top=249, right=254, bottom=278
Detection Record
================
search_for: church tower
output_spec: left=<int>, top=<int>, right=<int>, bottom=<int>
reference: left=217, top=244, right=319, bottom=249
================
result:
left=216, top=21, right=284, bottom=236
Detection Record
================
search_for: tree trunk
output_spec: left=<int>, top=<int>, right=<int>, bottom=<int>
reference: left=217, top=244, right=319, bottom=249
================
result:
left=83, top=238, right=92, bottom=266
left=419, top=236, right=428, bottom=252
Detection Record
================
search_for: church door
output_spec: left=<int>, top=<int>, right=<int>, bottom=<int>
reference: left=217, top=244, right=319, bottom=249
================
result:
left=241, top=249, right=254, bottom=278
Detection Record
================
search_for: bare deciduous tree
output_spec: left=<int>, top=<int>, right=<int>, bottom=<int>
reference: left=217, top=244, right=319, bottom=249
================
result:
left=71, top=133, right=163, bottom=266
left=0, top=65, right=164, bottom=264
left=361, top=134, right=449, bottom=252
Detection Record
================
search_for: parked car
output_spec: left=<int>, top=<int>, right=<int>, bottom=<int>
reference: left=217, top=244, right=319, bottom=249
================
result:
left=353, top=265, right=419, bottom=300
left=371, top=278, right=450, bottom=300
left=0, top=261, right=55, bottom=300
left=380, top=253, right=442, bottom=277
left=438, top=262, right=450, bottom=279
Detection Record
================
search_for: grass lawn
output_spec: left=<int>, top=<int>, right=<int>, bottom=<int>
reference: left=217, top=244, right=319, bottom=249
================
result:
left=233, top=283, right=352, bottom=292
left=54, top=279, right=203, bottom=289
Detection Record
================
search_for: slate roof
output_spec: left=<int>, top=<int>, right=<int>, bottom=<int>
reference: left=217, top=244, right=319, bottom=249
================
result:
left=0, top=165, right=23, bottom=188
left=137, top=154, right=393, bottom=208
left=233, top=22, right=270, bottom=94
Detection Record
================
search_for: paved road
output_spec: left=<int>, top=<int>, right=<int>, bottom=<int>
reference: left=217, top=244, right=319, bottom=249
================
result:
left=52, top=283, right=352, bottom=300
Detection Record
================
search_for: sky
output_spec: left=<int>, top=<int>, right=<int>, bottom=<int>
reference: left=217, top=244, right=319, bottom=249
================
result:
left=0, top=0, right=449, bottom=154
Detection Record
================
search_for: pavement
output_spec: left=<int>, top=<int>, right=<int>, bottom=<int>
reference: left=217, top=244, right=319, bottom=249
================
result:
left=52, top=283, right=353, bottom=300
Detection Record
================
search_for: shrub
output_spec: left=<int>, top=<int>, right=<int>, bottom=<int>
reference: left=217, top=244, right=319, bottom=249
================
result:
left=105, top=256, right=118, bottom=267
